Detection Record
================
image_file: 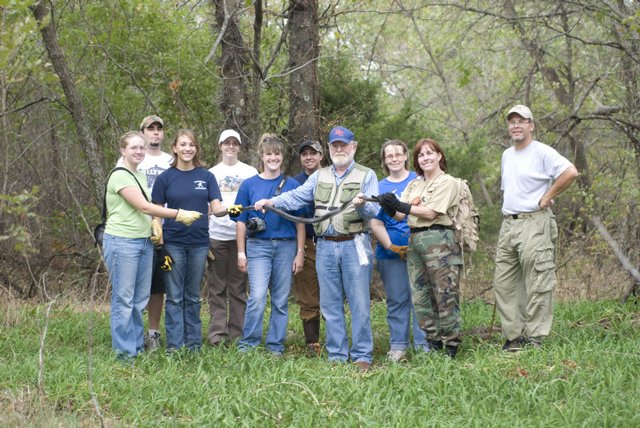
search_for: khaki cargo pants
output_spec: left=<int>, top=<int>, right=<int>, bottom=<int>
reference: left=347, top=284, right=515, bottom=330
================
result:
left=493, top=209, right=558, bottom=341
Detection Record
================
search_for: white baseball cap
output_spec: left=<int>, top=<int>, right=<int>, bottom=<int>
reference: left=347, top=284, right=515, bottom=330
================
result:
left=507, top=105, right=534, bottom=121
left=218, top=129, right=242, bottom=145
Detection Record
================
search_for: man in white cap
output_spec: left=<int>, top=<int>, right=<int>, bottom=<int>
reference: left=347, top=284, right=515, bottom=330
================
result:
left=206, top=129, right=258, bottom=347
left=117, top=115, right=173, bottom=351
left=254, top=126, right=379, bottom=372
left=494, top=105, right=578, bottom=352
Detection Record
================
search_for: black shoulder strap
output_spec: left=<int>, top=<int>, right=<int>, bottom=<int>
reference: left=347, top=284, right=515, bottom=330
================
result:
left=101, top=167, right=149, bottom=222
left=274, top=174, right=288, bottom=196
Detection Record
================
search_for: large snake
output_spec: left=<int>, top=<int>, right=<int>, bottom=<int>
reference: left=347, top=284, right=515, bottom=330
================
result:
left=212, top=197, right=379, bottom=224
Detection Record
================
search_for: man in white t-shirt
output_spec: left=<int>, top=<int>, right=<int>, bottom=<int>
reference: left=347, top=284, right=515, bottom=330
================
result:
left=118, top=115, right=173, bottom=351
left=206, top=129, right=258, bottom=347
left=494, top=105, right=578, bottom=352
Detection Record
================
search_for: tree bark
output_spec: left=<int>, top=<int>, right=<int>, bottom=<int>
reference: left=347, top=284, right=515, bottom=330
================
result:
left=30, top=1, right=104, bottom=201
left=287, top=0, right=321, bottom=173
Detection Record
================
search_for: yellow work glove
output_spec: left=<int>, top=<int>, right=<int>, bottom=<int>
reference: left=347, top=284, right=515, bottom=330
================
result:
left=227, top=204, right=243, bottom=217
left=389, top=244, right=408, bottom=260
left=150, top=218, right=163, bottom=244
left=175, top=209, right=202, bottom=226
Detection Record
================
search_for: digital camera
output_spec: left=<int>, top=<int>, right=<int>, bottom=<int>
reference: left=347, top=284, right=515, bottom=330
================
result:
left=246, top=217, right=267, bottom=233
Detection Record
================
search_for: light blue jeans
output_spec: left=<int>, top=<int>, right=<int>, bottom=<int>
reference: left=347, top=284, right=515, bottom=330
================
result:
left=377, top=258, right=428, bottom=351
left=316, top=236, right=373, bottom=364
left=163, top=244, right=209, bottom=351
left=239, top=238, right=296, bottom=354
left=103, top=233, right=153, bottom=358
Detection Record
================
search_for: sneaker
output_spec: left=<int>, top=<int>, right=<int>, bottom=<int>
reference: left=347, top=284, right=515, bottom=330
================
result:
left=502, top=336, right=525, bottom=352
left=306, top=342, right=322, bottom=357
left=144, top=332, right=161, bottom=352
left=387, top=350, right=408, bottom=363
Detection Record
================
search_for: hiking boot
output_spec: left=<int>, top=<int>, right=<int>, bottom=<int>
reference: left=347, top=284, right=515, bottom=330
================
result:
left=427, top=340, right=443, bottom=351
left=526, top=336, right=543, bottom=349
left=444, top=345, right=458, bottom=359
left=387, top=350, right=408, bottom=363
left=502, top=336, right=525, bottom=352
left=354, top=361, right=371, bottom=372
left=306, top=342, right=322, bottom=357
left=144, top=332, right=161, bottom=352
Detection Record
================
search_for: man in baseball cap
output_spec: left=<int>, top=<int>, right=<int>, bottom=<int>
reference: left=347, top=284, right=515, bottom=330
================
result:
left=254, top=125, right=380, bottom=371
left=494, top=104, right=578, bottom=352
left=291, top=139, right=324, bottom=355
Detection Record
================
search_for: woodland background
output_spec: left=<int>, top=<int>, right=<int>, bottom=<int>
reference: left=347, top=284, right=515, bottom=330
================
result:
left=1, top=0, right=639, bottom=303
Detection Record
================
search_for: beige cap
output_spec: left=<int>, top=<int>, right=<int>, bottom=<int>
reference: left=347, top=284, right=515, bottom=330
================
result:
left=507, top=105, right=533, bottom=121
left=139, top=115, right=164, bottom=131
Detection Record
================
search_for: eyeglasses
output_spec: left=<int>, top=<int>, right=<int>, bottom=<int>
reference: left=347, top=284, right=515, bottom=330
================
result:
left=384, top=153, right=406, bottom=161
left=508, top=119, right=531, bottom=127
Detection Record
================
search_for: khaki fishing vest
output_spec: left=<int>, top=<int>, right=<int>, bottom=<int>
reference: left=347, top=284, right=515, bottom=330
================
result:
left=313, top=164, right=371, bottom=235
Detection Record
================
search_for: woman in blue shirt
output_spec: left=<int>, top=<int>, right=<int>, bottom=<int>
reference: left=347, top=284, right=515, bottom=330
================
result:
left=370, top=140, right=428, bottom=363
left=234, top=134, right=305, bottom=356
left=152, top=129, right=222, bottom=352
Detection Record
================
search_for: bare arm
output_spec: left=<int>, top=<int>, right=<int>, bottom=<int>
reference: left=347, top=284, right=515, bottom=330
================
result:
left=293, top=222, right=306, bottom=274
left=119, top=187, right=178, bottom=219
left=539, top=166, right=579, bottom=209
left=236, top=221, right=247, bottom=273
left=371, top=218, right=392, bottom=250
left=391, top=205, right=440, bottom=222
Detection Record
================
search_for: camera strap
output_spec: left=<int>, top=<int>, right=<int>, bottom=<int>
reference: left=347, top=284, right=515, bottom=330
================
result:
left=274, top=175, right=287, bottom=196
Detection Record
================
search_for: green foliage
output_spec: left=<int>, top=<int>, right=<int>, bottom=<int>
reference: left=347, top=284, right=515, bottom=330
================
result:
left=0, top=299, right=639, bottom=425
left=0, top=186, right=40, bottom=253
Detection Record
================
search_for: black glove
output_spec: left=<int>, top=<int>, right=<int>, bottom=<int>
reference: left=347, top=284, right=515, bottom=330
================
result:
left=396, top=201, right=412, bottom=216
left=377, top=193, right=400, bottom=217
left=156, top=245, right=174, bottom=272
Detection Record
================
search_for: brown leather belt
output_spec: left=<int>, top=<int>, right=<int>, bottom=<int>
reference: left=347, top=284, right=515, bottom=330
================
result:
left=320, top=233, right=362, bottom=242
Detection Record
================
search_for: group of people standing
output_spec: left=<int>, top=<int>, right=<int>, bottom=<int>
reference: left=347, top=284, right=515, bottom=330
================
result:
left=102, top=104, right=578, bottom=370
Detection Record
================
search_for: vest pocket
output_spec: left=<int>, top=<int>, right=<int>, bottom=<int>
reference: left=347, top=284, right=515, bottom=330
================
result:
left=315, top=182, right=333, bottom=204
left=339, top=182, right=361, bottom=202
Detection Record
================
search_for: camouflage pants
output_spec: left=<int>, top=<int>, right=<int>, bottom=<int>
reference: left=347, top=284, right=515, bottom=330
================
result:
left=406, top=229, right=463, bottom=347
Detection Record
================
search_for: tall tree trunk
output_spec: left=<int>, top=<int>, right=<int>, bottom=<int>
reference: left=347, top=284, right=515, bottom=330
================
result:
left=287, top=0, right=320, bottom=173
left=30, top=1, right=104, bottom=201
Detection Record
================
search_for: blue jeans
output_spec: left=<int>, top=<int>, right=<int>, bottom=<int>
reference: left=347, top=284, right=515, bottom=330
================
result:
left=103, top=233, right=153, bottom=358
left=164, top=244, right=208, bottom=350
left=316, top=236, right=373, bottom=363
left=239, top=238, right=295, bottom=354
left=377, top=258, right=427, bottom=351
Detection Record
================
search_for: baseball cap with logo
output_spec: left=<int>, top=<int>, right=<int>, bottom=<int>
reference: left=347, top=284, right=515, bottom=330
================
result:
left=298, top=139, right=323, bottom=155
left=218, top=129, right=242, bottom=145
left=506, top=105, right=534, bottom=121
left=328, top=126, right=355, bottom=144
left=139, top=115, right=164, bottom=131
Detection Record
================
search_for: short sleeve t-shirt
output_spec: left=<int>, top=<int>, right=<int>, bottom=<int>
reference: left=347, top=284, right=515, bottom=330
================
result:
left=375, top=172, right=416, bottom=259
left=400, top=174, right=458, bottom=228
left=234, top=174, right=302, bottom=240
left=208, top=161, right=258, bottom=241
left=501, top=140, right=574, bottom=214
left=152, top=167, right=221, bottom=246
left=105, top=169, right=152, bottom=238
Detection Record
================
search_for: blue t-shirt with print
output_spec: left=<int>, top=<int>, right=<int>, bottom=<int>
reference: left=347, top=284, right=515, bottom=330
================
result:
left=152, top=167, right=221, bottom=246
left=234, top=174, right=302, bottom=240
left=375, top=171, right=417, bottom=260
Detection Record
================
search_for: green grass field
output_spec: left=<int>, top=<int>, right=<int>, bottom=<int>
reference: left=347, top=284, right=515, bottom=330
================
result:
left=1, top=297, right=638, bottom=427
